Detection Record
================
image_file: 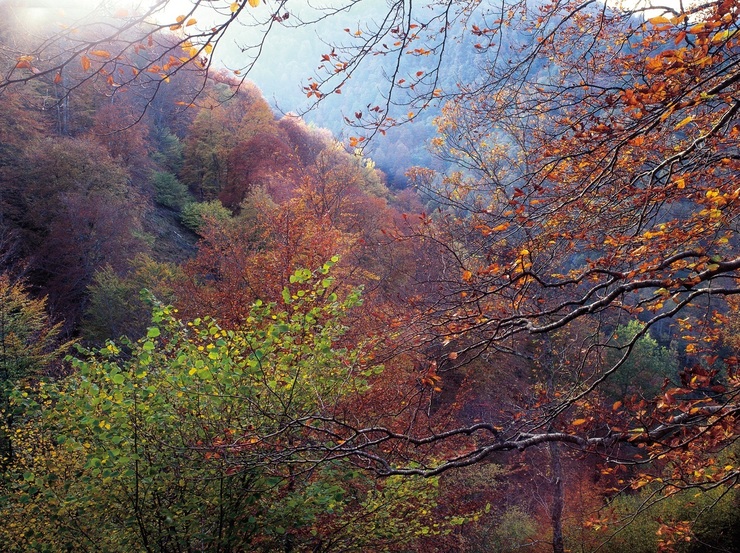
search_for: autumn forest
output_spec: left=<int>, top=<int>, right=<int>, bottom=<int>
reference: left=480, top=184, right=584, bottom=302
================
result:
left=0, top=0, right=738, bottom=551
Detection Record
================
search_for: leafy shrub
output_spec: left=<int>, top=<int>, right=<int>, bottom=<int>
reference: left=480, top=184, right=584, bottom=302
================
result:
left=180, top=200, right=232, bottom=233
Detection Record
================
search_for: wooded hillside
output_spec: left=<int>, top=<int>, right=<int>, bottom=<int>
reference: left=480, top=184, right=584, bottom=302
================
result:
left=1, top=1, right=738, bottom=552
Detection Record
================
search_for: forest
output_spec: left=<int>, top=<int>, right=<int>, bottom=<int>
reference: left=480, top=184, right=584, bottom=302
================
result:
left=0, top=0, right=738, bottom=551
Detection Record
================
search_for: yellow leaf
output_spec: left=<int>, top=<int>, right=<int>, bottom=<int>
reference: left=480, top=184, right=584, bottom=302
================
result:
left=204, top=43, right=213, bottom=54
left=648, top=16, right=671, bottom=25
left=675, top=115, right=694, bottom=130
left=186, top=18, right=197, bottom=27
left=230, top=2, right=239, bottom=13
left=248, top=0, right=260, bottom=6
left=572, top=418, right=587, bottom=426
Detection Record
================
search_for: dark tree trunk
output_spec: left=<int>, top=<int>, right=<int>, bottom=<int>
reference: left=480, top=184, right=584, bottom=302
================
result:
left=549, top=440, right=565, bottom=553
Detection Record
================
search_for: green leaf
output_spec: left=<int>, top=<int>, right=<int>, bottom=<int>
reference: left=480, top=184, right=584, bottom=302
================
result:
left=147, top=327, right=161, bottom=338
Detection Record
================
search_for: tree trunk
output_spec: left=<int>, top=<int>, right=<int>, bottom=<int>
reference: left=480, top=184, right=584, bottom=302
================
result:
left=549, top=440, right=565, bottom=553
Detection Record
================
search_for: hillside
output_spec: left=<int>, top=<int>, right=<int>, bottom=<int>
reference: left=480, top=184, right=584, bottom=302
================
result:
left=1, top=2, right=739, bottom=552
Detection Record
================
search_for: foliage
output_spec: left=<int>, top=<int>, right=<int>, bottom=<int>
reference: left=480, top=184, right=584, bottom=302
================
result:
left=0, top=274, right=67, bottom=384
left=151, top=127, right=185, bottom=173
left=82, top=256, right=180, bottom=344
left=3, top=1, right=740, bottom=549
left=0, top=265, right=449, bottom=552
left=180, top=199, right=233, bottom=234
left=471, top=506, right=539, bottom=553
left=150, top=170, right=192, bottom=211
left=586, top=483, right=739, bottom=553
left=605, top=321, right=679, bottom=399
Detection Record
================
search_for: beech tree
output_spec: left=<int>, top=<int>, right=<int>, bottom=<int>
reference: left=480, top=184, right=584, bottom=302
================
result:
left=386, top=0, right=740, bottom=548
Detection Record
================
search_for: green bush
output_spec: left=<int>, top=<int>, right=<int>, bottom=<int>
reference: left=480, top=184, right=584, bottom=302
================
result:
left=180, top=199, right=232, bottom=233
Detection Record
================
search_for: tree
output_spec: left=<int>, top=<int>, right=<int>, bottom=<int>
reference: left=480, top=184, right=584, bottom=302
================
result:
left=82, top=255, right=181, bottom=345
left=0, top=274, right=69, bottom=387
left=0, top=0, right=477, bottom=136
left=382, top=0, right=740, bottom=548
left=0, top=274, right=69, bottom=466
left=1, top=265, right=456, bottom=552
left=605, top=320, right=678, bottom=399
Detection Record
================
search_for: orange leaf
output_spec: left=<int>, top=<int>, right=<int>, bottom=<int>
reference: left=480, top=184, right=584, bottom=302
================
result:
left=612, top=400, right=622, bottom=411
left=186, top=18, right=197, bottom=27
left=572, top=418, right=587, bottom=426
left=54, top=72, right=62, bottom=84
left=648, top=16, right=671, bottom=25
left=462, top=270, right=473, bottom=281
left=80, top=55, right=91, bottom=71
left=90, top=50, right=111, bottom=58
